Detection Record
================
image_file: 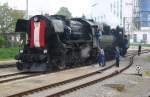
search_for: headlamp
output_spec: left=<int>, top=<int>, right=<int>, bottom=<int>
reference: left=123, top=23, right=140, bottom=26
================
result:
left=20, top=50, right=23, bottom=53
left=44, top=49, right=47, bottom=54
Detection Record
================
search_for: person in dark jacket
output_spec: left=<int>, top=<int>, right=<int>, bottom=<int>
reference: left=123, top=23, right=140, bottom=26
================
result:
left=115, top=46, right=120, bottom=67
left=138, top=44, right=141, bottom=56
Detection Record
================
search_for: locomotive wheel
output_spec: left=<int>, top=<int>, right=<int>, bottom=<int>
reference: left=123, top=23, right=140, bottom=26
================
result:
left=57, top=54, right=66, bottom=70
left=58, top=63, right=66, bottom=69
left=16, top=63, right=23, bottom=70
left=47, top=55, right=56, bottom=71
left=57, top=57, right=66, bottom=70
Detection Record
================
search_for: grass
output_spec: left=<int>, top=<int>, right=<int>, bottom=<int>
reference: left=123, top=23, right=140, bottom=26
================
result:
left=0, top=47, right=19, bottom=61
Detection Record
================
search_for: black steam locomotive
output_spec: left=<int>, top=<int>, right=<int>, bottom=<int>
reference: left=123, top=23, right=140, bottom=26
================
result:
left=15, top=15, right=128, bottom=72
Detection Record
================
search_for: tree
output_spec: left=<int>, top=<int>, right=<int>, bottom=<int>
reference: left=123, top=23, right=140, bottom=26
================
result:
left=0, top=36, right=5, bottom=47
left=0, top=3, right=25, bottom=33
left=56, top=7, right=72, bottom=19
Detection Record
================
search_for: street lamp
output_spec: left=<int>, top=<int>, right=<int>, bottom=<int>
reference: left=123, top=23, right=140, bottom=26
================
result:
left=91, top=3, right=98, bottom=20
left=91, top=3, right=98, bottom=7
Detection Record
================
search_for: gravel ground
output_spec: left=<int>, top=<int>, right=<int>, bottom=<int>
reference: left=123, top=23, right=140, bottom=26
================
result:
left=62, top=53, right=150, bottom=97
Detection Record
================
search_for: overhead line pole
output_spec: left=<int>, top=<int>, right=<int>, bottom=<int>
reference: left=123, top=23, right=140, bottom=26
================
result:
left=26, top=0, right=28, bottom=19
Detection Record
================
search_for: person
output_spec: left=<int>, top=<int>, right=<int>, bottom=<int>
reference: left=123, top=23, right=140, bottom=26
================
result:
left=138, top=44, right=141, bottom=56
left=123, top=35, right=128, bottom=56
left=95, top=29, right=102, bottom=49
left=98, top=48, right=106, bottom=67
left=115, top=46, right=120, bottom=67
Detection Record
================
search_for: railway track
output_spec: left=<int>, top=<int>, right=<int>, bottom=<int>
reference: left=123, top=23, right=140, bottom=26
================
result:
left=126, top=49, right=150, bottom=56
left=0, top=50, right=147, bottom=97
left=6, top=50, right=145, bottom=97
left=0, top=60, right=17, bottom=68
left=32, top=57, right=135, bottom=97
left=0, top=64, right=16, bottom=68
left=8, top=51, right=150, bottom=97
left=6, top=65, right=115, bottom=97
left=45, top=50, right=149, bottom=97
left=0, top=72, right=43, bottom=84
left=0, top=59, right=116, bottom=84
left=0, top=50, right=146, bottom=84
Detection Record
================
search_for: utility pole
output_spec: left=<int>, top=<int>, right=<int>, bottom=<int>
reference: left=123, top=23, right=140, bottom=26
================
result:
left=26, top=0, right=29, bottom=19
left=123, top=17, right=126, bottom=32
left=120, top=0, right=123, bottom=26
left=25, top=0, right=29, bottom=44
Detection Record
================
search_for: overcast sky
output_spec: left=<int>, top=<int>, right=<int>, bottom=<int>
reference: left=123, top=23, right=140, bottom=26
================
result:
left=1, top=0, right=93, bottom=17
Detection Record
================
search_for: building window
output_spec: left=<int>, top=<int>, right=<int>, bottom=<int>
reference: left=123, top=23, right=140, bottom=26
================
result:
left=143, top=34, right=147, bottom=43
left=133, top=34, right=137, bottom=43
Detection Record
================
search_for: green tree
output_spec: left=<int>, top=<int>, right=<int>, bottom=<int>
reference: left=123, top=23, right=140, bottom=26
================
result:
left=0, top=36, right=5, bottom=47
left=56, top=7, right=72, bottom=19
left=0, top=3, right=25, bottom=33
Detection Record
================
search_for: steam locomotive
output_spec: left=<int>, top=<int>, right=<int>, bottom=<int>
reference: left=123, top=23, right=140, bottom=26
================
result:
left=15, top=15, right=128, bottom=72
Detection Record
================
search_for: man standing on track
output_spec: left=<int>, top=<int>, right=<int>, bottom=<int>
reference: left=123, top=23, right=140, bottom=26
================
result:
left=115, top=46, right=120, bottom=67
left=138, top=44, right=141, bottom=56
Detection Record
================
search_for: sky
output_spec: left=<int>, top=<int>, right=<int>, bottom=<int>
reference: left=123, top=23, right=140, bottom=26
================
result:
left=0, top=0, right=133, bottom=27
left=0, top=0, right=92, bottom=17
